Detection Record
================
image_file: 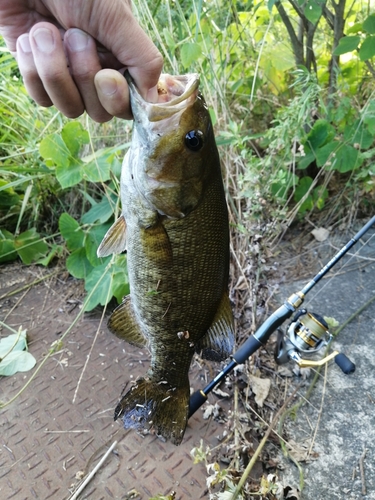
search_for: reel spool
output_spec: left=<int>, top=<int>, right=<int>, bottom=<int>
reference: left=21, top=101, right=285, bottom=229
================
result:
left=275, top=309, right=355, bottom=374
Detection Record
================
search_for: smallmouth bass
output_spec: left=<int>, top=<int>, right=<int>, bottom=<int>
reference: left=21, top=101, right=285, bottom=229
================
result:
left=97, top=73, right=234, bottom=445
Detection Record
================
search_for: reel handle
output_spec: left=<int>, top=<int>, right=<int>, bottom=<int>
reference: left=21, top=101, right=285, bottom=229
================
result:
left=335, top=353, right=356, bottom=374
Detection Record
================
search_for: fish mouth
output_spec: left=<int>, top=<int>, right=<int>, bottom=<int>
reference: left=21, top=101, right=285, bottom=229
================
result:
left=125, top=72, right=200, bottom=122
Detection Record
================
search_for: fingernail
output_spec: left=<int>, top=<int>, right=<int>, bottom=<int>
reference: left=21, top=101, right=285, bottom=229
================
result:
left=146, top=86, right=158, bottom=103
left=18, top=34, right=32, bottom=53
left=32, top=28, right=55, bottom=54
left=66, top=29, right=89, bottom=52
left=97, top=76, right=118, bottom=96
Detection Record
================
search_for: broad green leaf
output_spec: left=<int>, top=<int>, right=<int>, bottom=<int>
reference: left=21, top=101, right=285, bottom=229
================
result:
left=111, top=279, right=130, bottom=304
left=39, top=133, right=71, bottom=168
left=110, top=255, right=129, bottom=303
left=84, top=263, right=113, bottom=311
left=14, top=228, right=48, bottom=265
left=364, top=116, right=375, bottom=135
left=81, top=195, right=117, bottom=225
left=37, top=244, right=64, bottom=266
left=347, top=23, right=363, bottom=35
left=0, top=240, right=17, bottom=263
left=344, top=120, right=374, bottom=149
left=318, top=143, right=362, bottom=172
left=55, top=158, right=84, bottom=188
left=297, top=151, right=315, bottom=170
left=359, top=36, right=375, bottom=61
left=59, top=213, right=85, bottom=251
left=306, top=119, right=334, bottom=150
left=84, top=223, right=112, bottom=267
left=0, top=330, right=36, bottom=376
left=0, top=229, right=15, bottom=241
left=294, top=176, right=313, bottom=202
left=81, top=154, right=111, bottom=183
left=0, top=330, right=27, bottom=357
left=180, top=43, right=202, bottom=68
left=304, top=0, right=323, bottom=25
left=0, top=351, right=36, bottom=376
left=334, top=144, right=363, bottom=173
left=333, top=36, right=360, bottom=55
left=363, top=14, right=375, bottom=34
left=66, top=248, right=93, bottom=279
left=0, top=180, right=20, bottom=207
left=294, top=176, right=314, bottom=213
left=0, top=190, right=20, bottom=207
left=61, top=121, right=89, bottom=157
left=315, top=142, right=339, bottom=167
left=0, top=230, right=17, bottom=263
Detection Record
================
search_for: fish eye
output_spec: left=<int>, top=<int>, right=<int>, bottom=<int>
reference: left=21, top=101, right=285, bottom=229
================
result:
left=185, top=130, right=204, bottom=151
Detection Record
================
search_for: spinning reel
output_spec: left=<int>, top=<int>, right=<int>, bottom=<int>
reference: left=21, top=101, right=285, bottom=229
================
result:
left=189, top=215, right=375, bottom=416
left=274, top=309, right=355, bottom=374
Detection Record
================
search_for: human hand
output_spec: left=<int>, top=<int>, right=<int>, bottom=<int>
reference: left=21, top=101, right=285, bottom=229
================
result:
left=0, top=0, right=163, bottom=121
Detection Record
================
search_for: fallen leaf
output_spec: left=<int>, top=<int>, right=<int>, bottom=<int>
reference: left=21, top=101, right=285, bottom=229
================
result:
left=287, top=439, right=319, bottom=462
left=0, top=350, right=36, bottom=376
left=277, top=365, right=294, bottom=377
left=249, top=375, right=271, bottom=407
left=203, top=403, right=220, bottom=420
left=0, top=329, right=27, bottom=357
left=311, top=227, right=330, bottom=242
left=213, top=388, right=230, bottom=398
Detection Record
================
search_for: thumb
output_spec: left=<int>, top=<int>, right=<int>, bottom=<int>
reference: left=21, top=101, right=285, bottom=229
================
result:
left=80, top=1, right=163, bottom=100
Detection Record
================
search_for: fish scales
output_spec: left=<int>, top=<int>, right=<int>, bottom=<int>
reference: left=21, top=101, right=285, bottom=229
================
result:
left=97, top=73, right=235, bottom=444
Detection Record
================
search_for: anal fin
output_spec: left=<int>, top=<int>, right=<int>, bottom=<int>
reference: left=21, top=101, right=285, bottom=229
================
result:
left=108, top=296, right=146, bottom=347
left=196, top=291, right=235, bottom=361
left=97, top=214, right=127, bottom=257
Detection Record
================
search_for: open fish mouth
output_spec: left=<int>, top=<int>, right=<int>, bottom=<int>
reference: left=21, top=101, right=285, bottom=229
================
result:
left=126, top=72, right=200, bottom=122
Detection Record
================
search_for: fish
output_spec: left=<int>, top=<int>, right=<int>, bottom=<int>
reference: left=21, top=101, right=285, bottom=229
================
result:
left=97, top=72, right=235, bottom=445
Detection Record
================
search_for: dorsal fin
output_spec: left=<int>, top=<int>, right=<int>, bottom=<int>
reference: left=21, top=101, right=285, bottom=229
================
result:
left=97, top=215, right=127, bottom=257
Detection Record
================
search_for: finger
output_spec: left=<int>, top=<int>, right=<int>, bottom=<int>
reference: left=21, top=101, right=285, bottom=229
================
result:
left=74, top=2, right=163, bottom=102
left=64, top=28, right=112, bottom=123
left=94, top=69, right=132, bottom=120
left=28, top=22, right=85, bottom=118
left=110, top=27, right=163, bottom=104
left=16, top=34, right=53, bottom=107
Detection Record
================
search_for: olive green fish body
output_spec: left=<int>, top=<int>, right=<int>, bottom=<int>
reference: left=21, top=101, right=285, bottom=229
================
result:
left=98, top=74, right=234, bottom=444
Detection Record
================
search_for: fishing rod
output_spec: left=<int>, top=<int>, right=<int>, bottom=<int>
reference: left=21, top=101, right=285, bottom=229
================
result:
left=189, top=214, right=375, bottom=417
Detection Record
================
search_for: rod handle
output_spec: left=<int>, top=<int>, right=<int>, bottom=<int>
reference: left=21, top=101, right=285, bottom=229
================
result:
left=233, top=303, right=295, bottom=364
left=335, top=353, right=356, bottom=374
left=188, top=390, right=207, bottom=417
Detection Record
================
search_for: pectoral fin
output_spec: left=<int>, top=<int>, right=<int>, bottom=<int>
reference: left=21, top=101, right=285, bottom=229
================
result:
left=141, top=221, right=173, bottom=265
left=97, top=215, right=127, bottom=257
left=196, top=292, right=235, bottom=362
left=108, top=296, right=146, bottom=347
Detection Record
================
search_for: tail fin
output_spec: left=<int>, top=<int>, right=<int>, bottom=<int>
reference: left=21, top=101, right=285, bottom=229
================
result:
left=114, top=377, right=189, bottom=445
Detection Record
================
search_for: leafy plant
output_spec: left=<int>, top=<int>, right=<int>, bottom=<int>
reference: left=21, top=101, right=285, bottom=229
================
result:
left=39, top=121, right=129, bottom=311
left=0, top=326, right=36, bottom=376
left=59, top=213, right=129, bottom=311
